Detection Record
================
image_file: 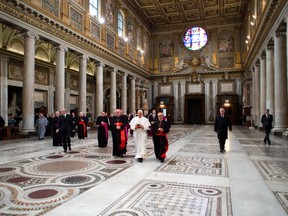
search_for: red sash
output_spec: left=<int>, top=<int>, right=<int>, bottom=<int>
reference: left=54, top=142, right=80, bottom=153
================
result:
left=115, top=122, right=126, bottom=149
left=78, top=121, right=86, bottom=136
left=155, top=131, right=169, bottom=158
left=101, top=122, right=108, bottom=139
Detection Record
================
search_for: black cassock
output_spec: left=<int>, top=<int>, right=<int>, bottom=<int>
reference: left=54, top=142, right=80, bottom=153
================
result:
left=110, top=115, right=127, bottom=157
left=96, top=115, right=109, bottom=148
left=52, top=116, right=61, bottom=146
left=151, top=120, right=170, bottom=160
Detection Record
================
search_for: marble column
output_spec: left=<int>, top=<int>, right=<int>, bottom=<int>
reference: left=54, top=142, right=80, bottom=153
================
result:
left=272, top=32, right=288, bottom=133
left=65, top=73, right=71, bottom=112
left=130, top=76, right=136, bottom=113
left=247, top=83, right=251, bottom=107
left=78, top=55, right=88, bottom=113
left=121, top=73, right=127, bottom=114
left=55, top=45, right=66, bottom=111
left=254, top=63, right=260, bottom=125
left=243, top=84, right=247, bottom=107
left=173, top=81, right=179, bottom=123
left=153, top=81, right=158, bottom=105
left=22, top=31, right=38, bottom=133
left=251, top=70, right=255, bottom=123
left=212, top=80, right=218, bottom=117
left=265, top=46, right=274, bottom=115
left=95, top=62, right=104, bottom=115
left=48, top=68, right=54, bottom=114
left=179, top=81, right=186, bottom=123
left=236, top=78, right=241, bottom=105
left=204, top=80, right=210, bottom=123
left=283, top=16, right=288, bottom=137
left=110, top=68, right=117, bottom=113
left=148, top=83, right=153, bottom=111
left=260, top=55, right=266, bottom=119
left=0, top=56, right=8, bottom=125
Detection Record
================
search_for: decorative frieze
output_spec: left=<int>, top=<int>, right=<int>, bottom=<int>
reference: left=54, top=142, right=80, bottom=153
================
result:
left=9, top=65, right=49, bottom=85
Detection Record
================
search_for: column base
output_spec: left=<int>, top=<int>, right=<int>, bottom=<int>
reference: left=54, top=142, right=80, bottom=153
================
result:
left=20, top=128, right=36, bottom=135
left=271, top=127, right=287, bottom=135
left=282, top=128, right=288, bottom=139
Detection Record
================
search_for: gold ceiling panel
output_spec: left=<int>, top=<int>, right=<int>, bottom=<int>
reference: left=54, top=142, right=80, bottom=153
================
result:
left=203, top=0, right=219, bottom=8
left=127, top=0, right=246, bottom=31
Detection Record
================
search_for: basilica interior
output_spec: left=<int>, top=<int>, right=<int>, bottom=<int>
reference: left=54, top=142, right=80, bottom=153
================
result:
left=0, top=0, right=287, bottom=215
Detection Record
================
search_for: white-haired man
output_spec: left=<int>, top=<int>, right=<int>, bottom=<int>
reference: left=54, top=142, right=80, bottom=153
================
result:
left=130, top=109, right=151, bottom=163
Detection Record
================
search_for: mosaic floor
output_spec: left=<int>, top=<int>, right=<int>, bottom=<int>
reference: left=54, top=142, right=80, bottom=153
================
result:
left=0, top=125, right=287, bottom=216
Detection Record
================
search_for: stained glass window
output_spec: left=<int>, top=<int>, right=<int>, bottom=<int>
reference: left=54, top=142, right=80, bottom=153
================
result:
left=183, top=27, right=208, bottom=51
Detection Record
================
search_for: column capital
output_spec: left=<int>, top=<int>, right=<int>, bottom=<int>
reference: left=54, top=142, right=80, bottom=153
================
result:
left=23, top=31, right=39, bottom=40
left=260, top=53, right=266, bottom=60
left=180, top=80, right=186, bottom=85
left=129, top=76, right=135, bottom=80
left=266, top=44, right=274, bottom=51
left=273, top=31, right=286, bottom=39
left=79, top=54, right=89, bottom=61
left=172, top=80, right=179, bottom=85
left=55, top=44, right=68, bottom=52
left=0, top=55, right=9, bottom=61
left=95, top=61, right=105, bottom=67
left=49, top=68, right=55, bottom=73
left=153, top=80, right=158, bottom=85
left=254, top=60, right=260, bottom=67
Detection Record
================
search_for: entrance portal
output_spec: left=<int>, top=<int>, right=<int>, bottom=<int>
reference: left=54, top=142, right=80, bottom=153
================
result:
left=184, top=94, right=205, bottom=124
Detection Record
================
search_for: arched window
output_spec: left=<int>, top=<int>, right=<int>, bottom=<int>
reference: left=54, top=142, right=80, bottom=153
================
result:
left=89, top=0, right=98, bottom=18
left=118, top=11, right=124, bottom=37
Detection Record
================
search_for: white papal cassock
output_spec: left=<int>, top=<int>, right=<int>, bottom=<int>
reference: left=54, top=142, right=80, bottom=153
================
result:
left=130, top=116, right=151, bottom=159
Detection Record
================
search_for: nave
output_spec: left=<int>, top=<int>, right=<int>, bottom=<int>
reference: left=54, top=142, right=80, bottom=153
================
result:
left=0, top=125, right=287, bottom=215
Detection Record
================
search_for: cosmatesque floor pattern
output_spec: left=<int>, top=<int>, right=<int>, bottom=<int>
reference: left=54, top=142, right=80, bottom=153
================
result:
left=0, top=125, right=287, bottom=216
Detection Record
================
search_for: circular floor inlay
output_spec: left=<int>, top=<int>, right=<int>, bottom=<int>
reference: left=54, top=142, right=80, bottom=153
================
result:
left=7, top=176, right=31, bottom=183
left=0, top=168, right=15, bottom=173
left=196, top=188, right=222, bottom=196
left=46, top=155, right=64, bottom=159
left=37, top=160, right=88, bottom=172
left=61, top=175, right=91, bottom=184
left=28, top=189, right=58, bottom=199
left=106, top=160, right=126, bottom=164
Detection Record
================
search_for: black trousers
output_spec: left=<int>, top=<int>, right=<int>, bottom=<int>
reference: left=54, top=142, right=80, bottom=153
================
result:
left=61, top=131, right=71, bottom=151
left=264, top=128, right=271, bottom=143
left=219, top=138, right=226, bottom=151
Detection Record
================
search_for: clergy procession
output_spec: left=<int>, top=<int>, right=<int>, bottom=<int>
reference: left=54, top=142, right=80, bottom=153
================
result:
left=47, top=108, right=170, bottom=163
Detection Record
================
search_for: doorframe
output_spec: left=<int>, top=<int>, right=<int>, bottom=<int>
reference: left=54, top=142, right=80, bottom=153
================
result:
left=184, top=94, right=205, bottom=124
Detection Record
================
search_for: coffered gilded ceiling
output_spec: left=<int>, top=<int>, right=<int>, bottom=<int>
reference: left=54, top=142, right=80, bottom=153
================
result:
left=127, top=0, right=247, bottom=31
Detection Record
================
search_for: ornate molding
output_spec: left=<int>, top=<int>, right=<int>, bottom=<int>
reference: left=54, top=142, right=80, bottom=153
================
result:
left=0, top=1, right=151, bottom=79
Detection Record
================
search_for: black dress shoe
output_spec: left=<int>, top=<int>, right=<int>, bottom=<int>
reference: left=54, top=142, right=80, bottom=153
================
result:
left=69, top=147, right=71, bottom=151
left=268, top=142, right=271, bottom=145
left=220, top=150, right=224, bottom=153
left=160, top=158, right=165, bottom=163
left=138, top=158, right=143, bottom=163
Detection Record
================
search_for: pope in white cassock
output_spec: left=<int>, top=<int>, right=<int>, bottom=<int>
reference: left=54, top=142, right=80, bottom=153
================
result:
left=130, top=110, right=151, bottom=163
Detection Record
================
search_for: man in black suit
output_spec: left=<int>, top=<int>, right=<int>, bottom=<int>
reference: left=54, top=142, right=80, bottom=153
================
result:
left=57, top=108, right=73, bottom=153
left=261, top=109, right=273, bottom=145
left=214, top=108, right=232, bottom=153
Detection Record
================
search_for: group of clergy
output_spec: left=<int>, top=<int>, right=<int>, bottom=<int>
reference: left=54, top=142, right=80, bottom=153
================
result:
left=96, top=109, right=170, bottom=163
left=51, top=109, right=89, bottom=149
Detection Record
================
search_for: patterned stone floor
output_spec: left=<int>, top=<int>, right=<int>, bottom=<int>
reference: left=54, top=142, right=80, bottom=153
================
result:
left=0, top=125, right=287, bottom=216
